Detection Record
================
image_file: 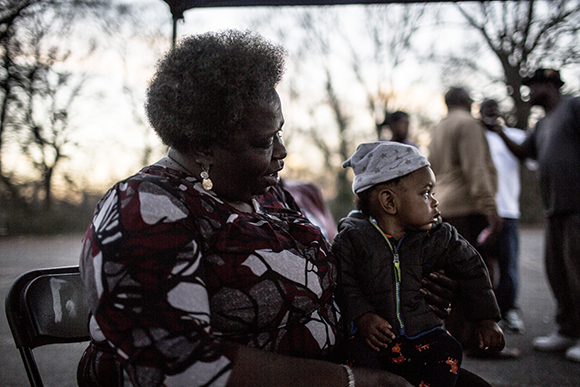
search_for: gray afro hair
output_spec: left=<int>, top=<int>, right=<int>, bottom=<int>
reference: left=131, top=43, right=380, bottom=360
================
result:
left=145, top=29, right=286, bottom=152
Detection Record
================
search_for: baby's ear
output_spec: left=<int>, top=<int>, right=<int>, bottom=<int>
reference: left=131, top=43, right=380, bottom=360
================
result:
left=378, top=188, right=397, bottom=215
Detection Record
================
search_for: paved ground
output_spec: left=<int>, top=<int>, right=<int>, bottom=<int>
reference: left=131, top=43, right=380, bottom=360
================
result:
left=1, top=227, right=580, bottom=386
left=462, top=226, right=580, bottom=387
left=1, top=233, right=87, bottom=387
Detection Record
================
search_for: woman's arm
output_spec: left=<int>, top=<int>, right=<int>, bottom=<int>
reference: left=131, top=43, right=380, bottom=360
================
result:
left=228, top=346, right=413, bottom=387
left=82, top=179, right=238, bottom=386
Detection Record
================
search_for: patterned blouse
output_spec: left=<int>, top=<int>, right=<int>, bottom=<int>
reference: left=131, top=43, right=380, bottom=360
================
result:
left=80, top=165, right=340, bottom=387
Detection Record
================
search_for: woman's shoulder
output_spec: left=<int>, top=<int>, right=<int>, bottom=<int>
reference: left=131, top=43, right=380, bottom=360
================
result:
left=93, top=166, right=198, bottom=225
left=100, top=166, right=192, bottom=212
left=109, top=165, right=192, bottom=193
left=99, top=165, right=236, bottom=228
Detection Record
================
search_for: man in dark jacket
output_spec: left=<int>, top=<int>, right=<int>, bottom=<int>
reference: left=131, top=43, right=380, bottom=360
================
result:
left=489, top=68, right=580, bottom=362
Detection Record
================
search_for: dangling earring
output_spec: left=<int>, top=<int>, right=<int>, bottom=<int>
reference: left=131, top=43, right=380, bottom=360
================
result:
left=200, top=169, right=213, bottom=191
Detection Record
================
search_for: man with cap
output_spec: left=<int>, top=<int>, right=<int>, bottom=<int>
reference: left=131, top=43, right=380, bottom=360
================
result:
left=427, top=86, right=504, bottom=357
left=332, top=141, right=504, bottom=387
left=489, top=68, right=580, bottom=362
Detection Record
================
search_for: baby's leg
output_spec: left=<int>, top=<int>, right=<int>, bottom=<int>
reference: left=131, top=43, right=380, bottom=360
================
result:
left=415, top=328, right=463, bottom=387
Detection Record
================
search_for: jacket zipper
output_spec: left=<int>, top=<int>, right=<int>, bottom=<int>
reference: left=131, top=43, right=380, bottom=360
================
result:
left=370, top=217, right=405, bottom=335
left=392, top=246, right=404, bottom=335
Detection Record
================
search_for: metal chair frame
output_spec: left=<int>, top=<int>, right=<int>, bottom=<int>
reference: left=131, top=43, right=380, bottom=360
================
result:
left=5, top=265, right=90, bottom=387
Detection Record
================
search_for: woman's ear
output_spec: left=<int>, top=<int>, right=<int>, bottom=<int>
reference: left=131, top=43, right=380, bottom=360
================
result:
left=193, top=148, right=214, bottom=170
left=378, top=188, right=398, bottom=215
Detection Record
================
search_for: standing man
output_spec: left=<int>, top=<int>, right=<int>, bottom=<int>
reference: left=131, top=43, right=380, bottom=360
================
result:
left=480, top=98, right=528, bottom=334
left=490, top=69, right=580, bottom=362
left=428, top=87, right=503, bottom=356
left=377, top=110, right=418, bottom=147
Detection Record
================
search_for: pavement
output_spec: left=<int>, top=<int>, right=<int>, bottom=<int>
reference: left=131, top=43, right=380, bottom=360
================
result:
left=1, top=227, right=580, bottom=386
left=462, top=226, right=580, bottom=387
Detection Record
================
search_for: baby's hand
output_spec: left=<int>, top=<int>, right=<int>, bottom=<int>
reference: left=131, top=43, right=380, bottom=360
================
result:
left=356, top=312, right=396, bottom=351
left=476, top=319, right=505, bottom=352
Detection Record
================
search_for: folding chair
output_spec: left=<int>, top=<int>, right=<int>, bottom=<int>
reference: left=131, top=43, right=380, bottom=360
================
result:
left=5, top=265, right=90, bottom=387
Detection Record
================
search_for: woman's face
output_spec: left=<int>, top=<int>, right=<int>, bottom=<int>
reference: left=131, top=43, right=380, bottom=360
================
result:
left=209, top=90, right=287, bottom=204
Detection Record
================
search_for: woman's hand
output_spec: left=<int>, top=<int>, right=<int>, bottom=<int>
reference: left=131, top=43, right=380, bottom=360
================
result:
left=476, top=319, right=506, bottom=352
left=356, top=312, right=396, bottom=351
left=420, top=270, right=457, bottom=319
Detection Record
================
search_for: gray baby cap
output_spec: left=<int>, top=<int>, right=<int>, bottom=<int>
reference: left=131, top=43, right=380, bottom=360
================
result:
left=343, top=141, right=430, bottom=194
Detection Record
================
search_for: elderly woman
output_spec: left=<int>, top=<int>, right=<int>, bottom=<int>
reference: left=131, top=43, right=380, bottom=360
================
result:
left=78, top=30, right=491, bottom=387
left=77, top=30, right=413, bottom=387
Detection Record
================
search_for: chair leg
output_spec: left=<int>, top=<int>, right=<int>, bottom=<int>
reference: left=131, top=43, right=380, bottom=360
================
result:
left=20, top=348, right=44, bottom=387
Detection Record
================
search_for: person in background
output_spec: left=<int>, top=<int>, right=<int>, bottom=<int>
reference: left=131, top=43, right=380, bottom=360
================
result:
left=377, top=110, right=418, bottom=147
left=489, top=68, right=580, bottom=363
left=427, top=87, right=503, bottom=357
left=480, top=98, right=528, bottom=334
left=333, top=141, right=504, bottom=387
left=281, top=179, right=337, bottom=241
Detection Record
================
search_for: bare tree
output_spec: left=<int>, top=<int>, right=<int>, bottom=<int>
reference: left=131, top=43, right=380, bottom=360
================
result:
left=266, top=5, right=426, bottom=218
left=19, top=67, right=86, bottom=210
left=425, top=0, right=580, bottom=224
left=0, top=0, right=125, bottom=209
left=434, top=0, right=580, bottom=128
left=118, top=2, right=171, bottom=168
left=351, top=5, right=426, bottom=134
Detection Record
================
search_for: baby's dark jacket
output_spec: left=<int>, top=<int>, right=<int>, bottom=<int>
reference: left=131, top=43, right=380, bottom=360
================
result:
left=332, top=211, right=501, bottom=338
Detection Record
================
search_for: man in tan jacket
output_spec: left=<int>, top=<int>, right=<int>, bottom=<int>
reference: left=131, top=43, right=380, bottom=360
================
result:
left=428, top=86, right=506, bottom=357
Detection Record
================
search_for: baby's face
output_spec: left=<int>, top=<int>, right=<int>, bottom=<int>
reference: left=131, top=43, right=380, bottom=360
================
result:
left=396, top=166, right=441, bottom=232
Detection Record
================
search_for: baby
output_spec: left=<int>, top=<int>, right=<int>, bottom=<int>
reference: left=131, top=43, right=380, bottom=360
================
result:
left=333, top=141, right=504, bottom=387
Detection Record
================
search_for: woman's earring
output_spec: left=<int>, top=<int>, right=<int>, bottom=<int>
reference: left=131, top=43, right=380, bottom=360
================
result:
left=200, top=169, right=213, bottom=191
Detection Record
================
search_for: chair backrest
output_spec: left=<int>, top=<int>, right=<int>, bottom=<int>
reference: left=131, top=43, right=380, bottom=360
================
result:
left=5, top=265, right=90, bottom=387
